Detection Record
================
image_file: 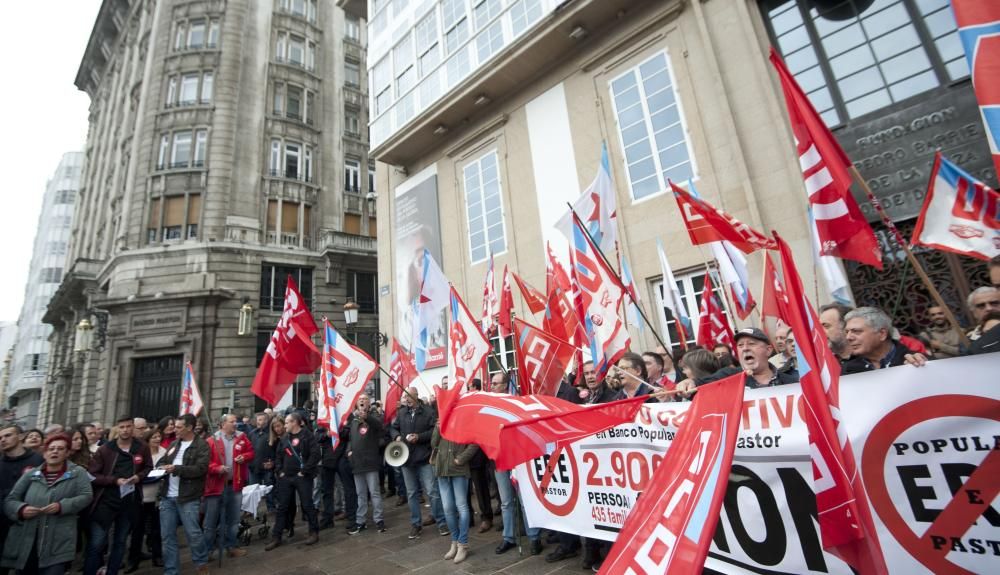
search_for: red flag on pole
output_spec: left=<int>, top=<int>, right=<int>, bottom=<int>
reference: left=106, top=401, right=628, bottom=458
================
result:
left=760, top=252, right=791, bottom=337
left=670, top=181, right=776, bottom=253
left=510, top=271, right=548, bottom=315
left=498, top=265, right=514, bottom=338
left=769, top=48, right=882, bottom=269
left=695, top=274, right=734, bottom=350
left=512, top=318, right=576, bottom=397
left=481, top=252, right=498, bottom=336
left=251, top=276, right=321, bottom=406
left=600, top=374, right=744, bottom=575
left=384, top=338, right=417, bottom=425
left=440, top=391, right=646, bottom=471
left=773, top=231, right=887, bottom=574
left=179, top=361, right=204, bottom=416
left=950, top=1, right=1000, bottom=178
left=316, top=321, right=378, bottom=450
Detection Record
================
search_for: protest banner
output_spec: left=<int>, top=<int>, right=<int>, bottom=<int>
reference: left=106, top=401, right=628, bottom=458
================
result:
left=513, top=355, right=999, bottom=574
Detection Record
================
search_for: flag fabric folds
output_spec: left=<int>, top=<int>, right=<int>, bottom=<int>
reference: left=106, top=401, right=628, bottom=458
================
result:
left=600, top=374, right=745, bottom=575
left=710, top=241, right=756, bottom=320
left=543, top=243, right=584, bottom=346
left=447, top=285, right=491, bottom=399
left=482, top=252, right=498, bottom=336
left=769, top=48, right=882, bottom=270
left=570, top=215, right=630, bottom=382
left=555, top=143, right=618, bottom=255
left=316, top=321, right=378, bottom=450
left=911, top=151, right=999, bottom=261
left=511, top=271, right=548, bottom=315
left=809, top=209, right=854, bottom=305
left=695, top=273, right=734, bottom=350
left=498, top=265, right=514, bottom=338
left=513, top=318, right=577, bottom=397
left=773, top=232, right=887, bottom=574
left=620, top=254, right=644, bottom=332
left=411, top=249, right=450, bottom=371
left=440, top=391, right=646, bottom=471
left=760, top=252, right=790, bottom=337
left=670, top=181, right=776, bottom=253
left=952, top=1, right=1000, bottom=176
left=656, top=239, right=691, bottom=351
left=179, top=361, right=204, bottom=416
left=251, top=276, right=321, bottom=406
left=384, top=338, right=417, bottom=425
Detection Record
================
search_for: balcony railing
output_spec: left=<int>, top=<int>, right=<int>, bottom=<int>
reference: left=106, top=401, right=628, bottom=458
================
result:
left=274, top=56, right=315, bottom=73
left=267, top=168, right=312, bottom=183
left=265, top=231, right=313, bottom=249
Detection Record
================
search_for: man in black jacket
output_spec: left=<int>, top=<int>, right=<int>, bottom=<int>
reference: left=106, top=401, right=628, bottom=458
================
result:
left=347, top=395, right=385, bottom=534
left=841, top=307, right=927, bottom=374
left=266, top=412, right=321, bottom=549
left=391, top=386, right=447, bottom=539
left=733, top=328, right=799, bottom=388
left=159, top=413, right=210, bottom=575
left=0, top=424, right=43, bottom=575
left=317, top=422, right=357, bottom=531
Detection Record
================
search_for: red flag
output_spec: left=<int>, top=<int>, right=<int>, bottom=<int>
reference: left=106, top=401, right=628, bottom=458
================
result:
left=510, top=271, right=548, bottom=315
left=481, top=252, right=498, bottom=336
left=498, top=265, right=514, bottom=338
left=760, top=252, right=791, bottom=337
left=773, top=232, right=887, bottom=574
left=447, top=285, right=491, bottom=395
left=513, top=318, right=576, bottom=397
left=600, top=374, right=744, bottom=575
left=316, top=321, right=378, bottom=451
left=695, top=274, right=734, bottom=350
left=384, top=338, right=417, bottom=425
left=543, top=244, right=585, bottom=346
left=179, top=361, right=204, bottom=416
left=671, top=181, right=776, bottom=253
left=440, top=391, right=646, bottom=471
left=951, top=2, right=1000, bottom=178
left=251, top=277, right=321, bottom=406
left=769, top=48, right=882, bottom=269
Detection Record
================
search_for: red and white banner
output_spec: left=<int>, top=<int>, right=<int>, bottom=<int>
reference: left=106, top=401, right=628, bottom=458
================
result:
left=383, top=338, right=417, bottom=425
left=600, top=374, right=744, bottom=574
left=511, top=271, right=548, bottom=315
left=498, top=265, right=514, bottom=338
left=951, top=1, right=1000, bottom=176
left=513, top=318, right=576, bottom=396
left=481, top=251, right=498, bottom=335
left=316, top=321, right=377, bottom=449
left=179, top=361, right=204, bottom=416
left=251, top=276, right=321, bottom=406
left=671, top=181, right=776, bottom=253
left=447, top=285, right=490, bottom=396
left=695, top=274, right=735, bottom=350
left=911, top=151, right=999, bottom=261
left=760, top=252, right=790, bottom=337
left=514, top=355, right=998, bottom=575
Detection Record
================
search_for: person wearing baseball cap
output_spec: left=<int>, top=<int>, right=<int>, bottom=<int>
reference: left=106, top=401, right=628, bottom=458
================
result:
left=733, top=328, right=798, bottom=388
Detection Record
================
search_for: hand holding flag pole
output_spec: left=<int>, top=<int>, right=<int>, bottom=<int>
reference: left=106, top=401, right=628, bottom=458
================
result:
left=566, top=204, right=669, bottom=351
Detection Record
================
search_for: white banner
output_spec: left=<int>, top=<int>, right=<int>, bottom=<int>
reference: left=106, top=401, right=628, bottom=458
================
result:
left=514, top=355, right=1000, bottom=574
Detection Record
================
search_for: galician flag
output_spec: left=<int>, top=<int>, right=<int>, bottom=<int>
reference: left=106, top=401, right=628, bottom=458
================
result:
left=317, top=320, right=378, bottom=450
left=179, top=361, right=204, bottom=416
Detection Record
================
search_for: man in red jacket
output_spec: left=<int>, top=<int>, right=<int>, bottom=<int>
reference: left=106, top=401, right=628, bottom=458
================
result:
left=203, top=414, right=255, bottom=558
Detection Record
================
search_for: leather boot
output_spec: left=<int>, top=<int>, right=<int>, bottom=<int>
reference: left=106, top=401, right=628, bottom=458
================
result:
left=444, top=541, right=458, bottom=560
left=454, top=543, right=469, bottom=564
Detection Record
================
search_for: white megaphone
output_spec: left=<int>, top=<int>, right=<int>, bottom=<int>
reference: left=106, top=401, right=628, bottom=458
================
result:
left=384, top=440, right=409, bottom=467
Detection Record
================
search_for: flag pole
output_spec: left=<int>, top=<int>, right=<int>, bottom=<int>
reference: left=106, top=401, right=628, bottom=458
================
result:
left=849, top=166, right=971, bottom=347
left=376, top=364, right=421, bottom=405
left=566, top=204, right=669, bottom=351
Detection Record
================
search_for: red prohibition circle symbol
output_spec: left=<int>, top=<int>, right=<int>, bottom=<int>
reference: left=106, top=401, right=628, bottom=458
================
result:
left=528, top=444, right=580, bottom=517
left=862, top=394, right=1000, bottom=575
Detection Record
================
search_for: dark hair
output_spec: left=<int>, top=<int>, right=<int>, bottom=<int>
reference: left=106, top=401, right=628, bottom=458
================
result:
left=143, top=428, right=162, bottom=443
left=115, top=415, right=133, bottom=425
left=819, top=303, right=853, bottom=326
left=176, top=414, right=197, bottom=430
left=990, top=255, right=1000, bottom=268
left=71, top=426, right=90, bottom=451
left=286, top=412, right=305, bottom=427
left=619, top=352, right=648, bottom=381
left=43, top=433, right=72, bottom=450
left=490, top=371, right=510, bottom=385
left=682, top=349, right=720, bottom=380
left=642, top=352, right=664, bottom=369
left=716, top=352, right=736, bottom=368
left=25, top=428, right=43, bottom=439
left=0, top=424, right=24, bottom=434
left=157, top=416, right=175, bottom=433
left=712, top=343, right=733, bottom=355
left=468, top=378, right=482, bottom=390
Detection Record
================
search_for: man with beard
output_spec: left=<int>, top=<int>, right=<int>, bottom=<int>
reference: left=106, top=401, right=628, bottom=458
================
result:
left=918, top=305, right=963, bottom=359
left=819, top=303, right=853, bottom=360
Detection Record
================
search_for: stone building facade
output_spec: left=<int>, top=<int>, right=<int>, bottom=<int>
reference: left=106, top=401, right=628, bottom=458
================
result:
left=342, top=0, right=993, bottom=387
left=4, top=152, right=82, bottom=429
left=41, top=0, right=379, bottom=427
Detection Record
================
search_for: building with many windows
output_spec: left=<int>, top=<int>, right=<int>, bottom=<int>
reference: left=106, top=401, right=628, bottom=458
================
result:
left=2, top=153, right=82, bottom=429
left=345, top=0, right=994, bottom=386
left=40, top=0, right=379, bottom=427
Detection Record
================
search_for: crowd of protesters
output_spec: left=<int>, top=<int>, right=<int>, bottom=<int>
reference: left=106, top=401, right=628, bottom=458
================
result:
left=0, top=259, right=995, bottom=574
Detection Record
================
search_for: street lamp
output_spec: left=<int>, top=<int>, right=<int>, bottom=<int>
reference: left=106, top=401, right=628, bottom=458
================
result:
left=343, top=298, right=359, bottom=327
left=238, top=297, right=254, bottom=336
left=74, top=308, right=110, bottom=353
left=74, top=318, right=94, bottom=353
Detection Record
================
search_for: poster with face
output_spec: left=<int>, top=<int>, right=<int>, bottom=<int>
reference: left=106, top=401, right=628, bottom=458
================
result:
left=394, top=165, right=447, bottom=369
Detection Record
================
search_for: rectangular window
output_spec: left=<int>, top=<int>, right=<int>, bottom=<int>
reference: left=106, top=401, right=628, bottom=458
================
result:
left=188, top=19, right=206, bottom=48
left=201, top=71, right=213, bottom=103
left=476, top=21, right=503, bottom=64
left=166, top=76, right=177, bottom=106
left=187, top=194, right=201, bottom=238
left=289, top=36, right=304, bottom=65
left=40, top=268, right=63, bottom=283
left=208, top=19, right=220, bottom=48
left=194, top=129, right=207, bottom=167
left=171, top=131, right=192, bottom=167
left=395, top=34, right=416, bottom=97
left=609, top=51, right=695, bottom=201
left=273, top=83, right=284, bottom=114
left=179, top=73, right=199, bottom=104
left=415, top=12, right=440, bottom=77
left=463, top=149, right=506, bottom=263
left=287, top=85, right=303, bottom=119
left=260, top=264, right=314, bottom=311
left=474, top=0, right=501, bottom=30
left=174, top=24, right=185, bottom=51
left=487, top=333, right=516, bottom=378
left=305, top=91, right=315, bottom=124
left=347, top=271, right=378, bottom=313
left=510, top=0, right=542, bottom=37
left=276, top=32, right=286, bottom=61
left=652, top=268, right=732, bottom=354
left=270, top=140, right=281, bottom=176
left=307, top=41, right=316, bottom=71
left=162, top=196, right=185, bottom=240
left=373, top=57, right=392, bottom=115
left=346, top=16, right=360, bottom=41
left=158, top=135, right=169, bottom=169
left=285, top=143, right=300, bottom=179
left=446, top=46, right=470, bottom=88
left=345, top=112, right=359, bottom=135
left=304, top=148, right=313, bottom=182
left=345, top=61, right=361, bottom=86
left=368, top=165, right=376, bottom=194
left=345, top=159, right=360, bottom=191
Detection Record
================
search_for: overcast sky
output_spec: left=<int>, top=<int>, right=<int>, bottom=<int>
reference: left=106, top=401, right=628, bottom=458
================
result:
left=0, top=1, right=102, bottom=321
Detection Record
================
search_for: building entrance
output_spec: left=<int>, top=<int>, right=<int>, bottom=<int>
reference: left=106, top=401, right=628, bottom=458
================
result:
left=131, top=355, right=184, bottom=421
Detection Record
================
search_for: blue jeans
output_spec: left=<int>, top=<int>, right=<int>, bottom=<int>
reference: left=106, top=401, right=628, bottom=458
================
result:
left=203, top=484, right=242, bottom=551
left=85, top=508, right=132, bottom=575
left=160, top=497, right=208, bottom=575
left=401, top=464, right=445, bottom=527
left=495, top=469, right=540, bottom=543
left=437, top=476, right=470, bottom=544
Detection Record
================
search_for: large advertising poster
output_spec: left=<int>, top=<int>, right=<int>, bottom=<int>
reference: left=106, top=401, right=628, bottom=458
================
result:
left=394, top=165, right=447, bottom=369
